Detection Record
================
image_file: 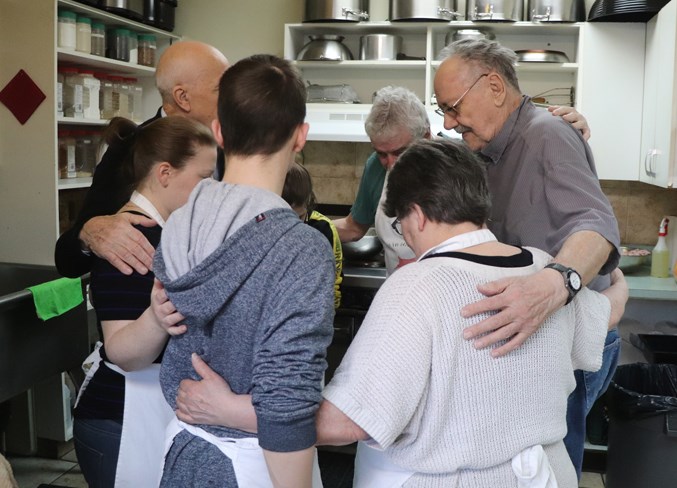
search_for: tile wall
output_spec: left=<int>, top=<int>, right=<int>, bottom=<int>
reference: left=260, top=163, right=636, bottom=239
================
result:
left=302, top=141, right=677, bottom=246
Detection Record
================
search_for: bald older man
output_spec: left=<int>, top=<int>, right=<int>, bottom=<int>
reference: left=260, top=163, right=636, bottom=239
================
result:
left=55, top=41, right=229, bottom=278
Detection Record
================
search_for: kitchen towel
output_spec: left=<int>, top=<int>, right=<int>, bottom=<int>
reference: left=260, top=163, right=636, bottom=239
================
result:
left=27, top=277, right=83, bottom=321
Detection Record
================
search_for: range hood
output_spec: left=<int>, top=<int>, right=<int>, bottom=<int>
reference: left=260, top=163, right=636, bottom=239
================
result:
left=304, top=104, right=460, bottom=142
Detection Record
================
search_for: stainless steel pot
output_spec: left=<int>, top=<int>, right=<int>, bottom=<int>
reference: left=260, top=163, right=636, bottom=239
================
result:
left=390, top=0, right=461, bottom=21
left=304, top=0, right=369, bottom=22
left=467, top=0, right=523, bottom=21
left=360, top=34, right=403, bottom=60
left=297, top=35, right=354, bottom=61
left=527, top=0, right=585, bottom=21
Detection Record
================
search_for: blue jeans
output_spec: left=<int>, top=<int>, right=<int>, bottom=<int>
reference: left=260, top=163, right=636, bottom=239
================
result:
left=73, top=418, right=122, bottom=488
left=563, top=327, right=620, bottom=479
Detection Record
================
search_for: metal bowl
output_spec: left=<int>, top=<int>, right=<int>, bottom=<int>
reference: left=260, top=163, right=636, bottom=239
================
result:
left=619, top=246, right=651, bottom=273
left=297, top=35, right=354, bottom=61
left=515, top=50, right=569, bottom=63
left=342, top=228, right=383, bottom=260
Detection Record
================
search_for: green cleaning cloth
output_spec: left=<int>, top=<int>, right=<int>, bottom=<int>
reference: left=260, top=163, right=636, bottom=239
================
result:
left=27, top=277, right=83, bottom=321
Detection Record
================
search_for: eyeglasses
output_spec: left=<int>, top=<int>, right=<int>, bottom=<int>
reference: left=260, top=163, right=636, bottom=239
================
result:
left=435, top=73, right=489, bottom=118
left=391, top=218, right=402, bottom=235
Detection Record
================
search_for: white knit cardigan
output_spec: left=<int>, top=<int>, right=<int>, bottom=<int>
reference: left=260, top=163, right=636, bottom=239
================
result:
left=323, top=247, right=610, bottom=488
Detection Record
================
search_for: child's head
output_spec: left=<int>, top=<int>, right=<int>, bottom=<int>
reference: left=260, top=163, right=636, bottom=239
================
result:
left=282, top=161, right=316, bottom=222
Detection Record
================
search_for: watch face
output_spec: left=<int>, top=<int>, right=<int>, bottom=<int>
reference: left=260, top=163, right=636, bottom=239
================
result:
left=569, top=271, right=582, bottom=291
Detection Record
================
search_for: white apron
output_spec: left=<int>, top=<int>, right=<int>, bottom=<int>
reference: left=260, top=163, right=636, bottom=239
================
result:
left=163, top=417, right=323, bottom=487
left=353, top=442, right=414, bottom=488
left=75, top=345, right=174, bottom=488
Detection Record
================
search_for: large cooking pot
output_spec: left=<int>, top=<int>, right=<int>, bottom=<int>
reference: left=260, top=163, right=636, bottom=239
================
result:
left=528, top=0, right=585, bottom=21
left=467, top=0, right=523, bottom=21
left=297, top=35, right=354, bottom=61
left=360, top=34, right=403, bottom=60
left=304, top=0, right=369, bottom=22
left=390, top=0, right=461, bottom=21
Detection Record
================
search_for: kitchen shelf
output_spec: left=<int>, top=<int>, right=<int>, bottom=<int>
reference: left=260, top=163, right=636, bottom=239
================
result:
left=57, top=116, right=108, bottom=126
left=58, top=177, right=93, bottom=190
left=295, top=60, right=426, bottom=69
left=430, top=60, right=578, bottom=74
left=58, top=0, right=181, bottom=41
left=57, top=49, right=156, bottom=76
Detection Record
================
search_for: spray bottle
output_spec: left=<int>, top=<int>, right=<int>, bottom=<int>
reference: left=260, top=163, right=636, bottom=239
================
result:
left=650, top=217, right=670, bottom=278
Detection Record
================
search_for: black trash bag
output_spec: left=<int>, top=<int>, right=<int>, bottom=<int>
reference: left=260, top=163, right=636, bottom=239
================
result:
left=607, top=363, right=677, bottom=420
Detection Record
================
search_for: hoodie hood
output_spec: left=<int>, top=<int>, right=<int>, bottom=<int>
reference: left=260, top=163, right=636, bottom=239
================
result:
left=153, top=179, right=298, bottom=328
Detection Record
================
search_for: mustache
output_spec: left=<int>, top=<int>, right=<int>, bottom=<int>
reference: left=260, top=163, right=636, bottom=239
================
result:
left=454, top=124, right=472, bottom=134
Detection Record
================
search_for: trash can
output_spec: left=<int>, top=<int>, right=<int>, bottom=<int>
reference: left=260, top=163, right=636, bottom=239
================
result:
left=605, top=363, right=677, bottom=488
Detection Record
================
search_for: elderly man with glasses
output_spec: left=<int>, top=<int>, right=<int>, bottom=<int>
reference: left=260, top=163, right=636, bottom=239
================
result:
left=434, top=38, right=621, bottom=479
left=333, top=85, right=590, bottom=274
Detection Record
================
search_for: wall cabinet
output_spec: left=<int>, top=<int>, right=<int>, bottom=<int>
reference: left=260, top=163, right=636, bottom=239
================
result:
left=285, top=20, right=650, bottom=183
left=640, top=0, right=677, bottom=188
left=0, top=0, right=179, bottom=266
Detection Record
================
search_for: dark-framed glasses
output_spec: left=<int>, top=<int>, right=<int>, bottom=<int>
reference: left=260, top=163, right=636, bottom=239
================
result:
left=391, top=218, right=403, bottom=235
left=435, top=73, right=489, bottom=118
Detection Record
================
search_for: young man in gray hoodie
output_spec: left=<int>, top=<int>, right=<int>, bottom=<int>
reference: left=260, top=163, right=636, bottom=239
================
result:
left=153, top=55, right=335, bottom=488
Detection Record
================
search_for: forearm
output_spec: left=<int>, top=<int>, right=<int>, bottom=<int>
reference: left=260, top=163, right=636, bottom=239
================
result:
left=552, top=230, right=614, bottom=285
left=601, top=269, right=628, bottom=329
left=104, top=307, right=169, bottom=371
left=333, top=214, right=369, bottom=243
left=263, top=447, right=314, bottom=488
left=315, top=400, right=368, bottom=446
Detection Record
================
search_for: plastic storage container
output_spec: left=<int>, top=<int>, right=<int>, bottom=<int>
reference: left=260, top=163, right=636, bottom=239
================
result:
left=62, top=67, right=84, bottom=118
left=57, top=10, right=77, bottom=50
left=110, top=76, right=130, bottom=118
left=76, top=16, right=91, bottom=53
left=98, top=74, right=117, bottom=120
left=75, top=130, right=99, bottom=177
left=606, top=363, right=677, bottom=488
left=58, top=131, right=78, bottom=178
left=125, top=77, right=144, bottom=121
left=129, top=32, right=138, bottom=64
left=107, top=28, right=131, bottom=62
left=56, top=71, right=64, bottom=117
left=138, top=34, right=156, bottom=67
left=80, top=70, right=100, bottom=120
left=91, top=22, right=106, bottom=57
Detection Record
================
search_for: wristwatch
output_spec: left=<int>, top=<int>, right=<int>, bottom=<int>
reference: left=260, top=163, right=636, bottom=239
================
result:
left=545, top=263, right=582, bottom=305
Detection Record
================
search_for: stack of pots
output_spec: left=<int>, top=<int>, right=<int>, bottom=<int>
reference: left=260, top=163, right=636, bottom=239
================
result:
left=304, top=0, right=370, bottom=22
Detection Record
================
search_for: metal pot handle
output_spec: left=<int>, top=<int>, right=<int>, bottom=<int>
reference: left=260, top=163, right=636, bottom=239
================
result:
left=531, top=6, right=551, bottom=21
left=438, top=6, right=461, bottom=19
left=342, top=7, right=369, bottom=20
left=474, top=4, right=494, bottom=20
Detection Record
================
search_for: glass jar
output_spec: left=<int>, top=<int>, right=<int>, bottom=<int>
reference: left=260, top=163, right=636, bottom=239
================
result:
left=56, top=71, right=64, bottom=117
left=129, top=32, right=138, bottom=64
left=62, top=67, right=84, bottom=118
left=107, top=28, right=130, bottom=62
left=124, top=77, right=144, bottom=122
left=57, top=10, right=77, bottom=50
left=80, top=70, right=101, bottom=120
left=76, top=16, right=91, bottom=53
left=75, top=130, right=98, bottom=177
left=91, top=22, right=106, bottom=57
left=98, top=74, right=116, bottom=119
left=138, top=34, right=157, bottom=67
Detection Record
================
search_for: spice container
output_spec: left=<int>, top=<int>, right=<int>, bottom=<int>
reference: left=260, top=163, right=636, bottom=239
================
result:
left=129, top=32, right=138, bottom=64
left=91, top=22, right=106, bottom=57
left=80, top=70, right=101, bottom=120
left=125, top=77, right=144, bottom=121
left=107, top=28, right=130, bottom=62
left=57, top=71, right=64, bottom=117
left=98, top=74, right=117, bottom=119
left=138, top=34, right=157, bottom=67
left=57, top=10, right=77, bottom=50
left=62, top=67, right=84, bottom=118
left=76, top=16, right=92, bottom=53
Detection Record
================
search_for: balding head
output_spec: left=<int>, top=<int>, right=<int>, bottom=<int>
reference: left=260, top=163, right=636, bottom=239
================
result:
left=156, top=40, right=229, bottom=127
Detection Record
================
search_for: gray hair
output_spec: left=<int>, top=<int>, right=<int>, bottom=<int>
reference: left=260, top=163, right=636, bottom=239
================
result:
left=365, top=86, right=430, bottom=141
left=438, top=39, right=520, bottom=92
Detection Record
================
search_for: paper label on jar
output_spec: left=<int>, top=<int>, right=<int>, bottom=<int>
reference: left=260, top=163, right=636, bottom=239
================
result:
left=67, top=144, right=77, bottom=178
left=74, top=85, right=83, bottom=116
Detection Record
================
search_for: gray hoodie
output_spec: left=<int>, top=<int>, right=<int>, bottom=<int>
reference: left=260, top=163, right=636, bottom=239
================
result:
left=154, top=179, right=335, bottom=454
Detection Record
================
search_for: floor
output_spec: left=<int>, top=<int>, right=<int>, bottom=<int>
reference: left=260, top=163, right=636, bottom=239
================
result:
left=5, top=446, right=606, bottom=488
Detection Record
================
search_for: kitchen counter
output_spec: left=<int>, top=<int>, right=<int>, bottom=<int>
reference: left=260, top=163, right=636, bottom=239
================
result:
left=623, top=266, right=677, bottom=301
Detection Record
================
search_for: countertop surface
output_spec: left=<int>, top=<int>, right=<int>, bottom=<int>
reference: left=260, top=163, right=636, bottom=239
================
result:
left=344, top=264, right=677, bottom=301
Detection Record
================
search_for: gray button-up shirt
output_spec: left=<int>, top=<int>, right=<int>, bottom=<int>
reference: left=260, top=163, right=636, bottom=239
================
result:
left=481, top=96, right=620, bottom=291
